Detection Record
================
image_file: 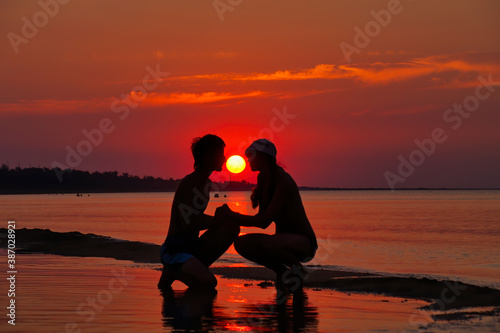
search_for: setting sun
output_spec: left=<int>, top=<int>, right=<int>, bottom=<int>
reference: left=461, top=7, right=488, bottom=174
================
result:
left=226, top=155, right=246, bottom=174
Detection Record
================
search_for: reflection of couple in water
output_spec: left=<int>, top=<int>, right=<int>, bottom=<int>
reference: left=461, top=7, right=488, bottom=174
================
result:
left=160, top=286, right=318, bottom=332
left=158, top=134, right=317, bottom=292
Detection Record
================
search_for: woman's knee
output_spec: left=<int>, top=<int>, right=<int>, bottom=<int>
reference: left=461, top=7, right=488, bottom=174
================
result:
left=234, top=234, right=265, bottom=255
left=234, top=234, right=251, bottom=249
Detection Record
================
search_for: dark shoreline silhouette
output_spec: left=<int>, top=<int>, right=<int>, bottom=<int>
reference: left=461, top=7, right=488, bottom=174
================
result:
left=1, top=165, right=498, bottom=194
left=0, top=165, right=254, bottom=194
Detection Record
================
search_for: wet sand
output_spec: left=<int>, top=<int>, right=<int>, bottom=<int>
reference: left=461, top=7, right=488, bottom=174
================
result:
left=1, top=251, right=500, bottom=332
left=2, top=228, right=500, bottom=331
left=5, top=227, right=500, bottom=311
left=0, top=252, right=440, bottom=332
left=209, top=266, right=500, bottom=310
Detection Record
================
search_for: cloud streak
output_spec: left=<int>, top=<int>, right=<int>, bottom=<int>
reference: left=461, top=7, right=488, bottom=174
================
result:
left=0, top=91, right=266, bottom=114
left=2, top=53, right=498, bottom=115
left=175, top=52, right=500, bottom=87
left=137, top=91, right=265, bottom=105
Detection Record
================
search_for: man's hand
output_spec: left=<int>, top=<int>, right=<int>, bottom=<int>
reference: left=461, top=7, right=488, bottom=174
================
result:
left=215, top=204, right=233, bottom=218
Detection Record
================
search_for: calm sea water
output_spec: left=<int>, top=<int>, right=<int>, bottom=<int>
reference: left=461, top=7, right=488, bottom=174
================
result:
left=1, top=190, right=499, bottom=288
left=0, top=253, right=433, bottom=333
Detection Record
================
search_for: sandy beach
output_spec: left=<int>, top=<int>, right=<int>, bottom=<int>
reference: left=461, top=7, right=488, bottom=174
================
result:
left=0, top=251, right=458, bottom=333
left=1, top=227, right=500, bottom=332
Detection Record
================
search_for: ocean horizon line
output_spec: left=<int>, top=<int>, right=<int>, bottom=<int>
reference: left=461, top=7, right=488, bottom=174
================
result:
left=2, top=187, right=500, bottom=195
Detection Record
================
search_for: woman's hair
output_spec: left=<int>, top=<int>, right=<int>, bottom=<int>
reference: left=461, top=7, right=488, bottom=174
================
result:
left=191, top=134, right=225, bottom=169
left=250, top=152, right=283, bottom=210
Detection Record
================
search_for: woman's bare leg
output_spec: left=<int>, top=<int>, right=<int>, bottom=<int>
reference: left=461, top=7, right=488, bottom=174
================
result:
left=234, top=233, right=313, bottom=275
left=235, top=233, right=314, bottom=293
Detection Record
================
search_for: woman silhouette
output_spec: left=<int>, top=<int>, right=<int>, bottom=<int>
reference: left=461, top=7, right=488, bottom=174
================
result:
left=217, top=139, right=317, bottom=289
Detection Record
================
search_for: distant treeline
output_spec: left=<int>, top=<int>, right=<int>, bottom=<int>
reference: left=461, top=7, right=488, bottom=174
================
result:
left=0, top=165, right=255, bottom=194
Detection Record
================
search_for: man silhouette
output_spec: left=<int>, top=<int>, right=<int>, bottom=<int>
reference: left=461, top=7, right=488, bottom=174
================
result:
left=158, top=134, right=240, bottom=289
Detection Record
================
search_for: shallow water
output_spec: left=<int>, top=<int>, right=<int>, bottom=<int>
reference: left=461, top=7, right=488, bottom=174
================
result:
left=1, top=190, right=499, bottom=287
left=0, top=252, right=436, bottom=332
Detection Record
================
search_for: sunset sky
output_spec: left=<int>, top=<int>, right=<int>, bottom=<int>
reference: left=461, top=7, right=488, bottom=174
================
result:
left=1, top=0, right=499, bottom=188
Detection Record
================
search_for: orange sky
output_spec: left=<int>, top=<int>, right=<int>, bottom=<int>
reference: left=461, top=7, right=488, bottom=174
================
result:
left=1, top=0, right=499, bottom=188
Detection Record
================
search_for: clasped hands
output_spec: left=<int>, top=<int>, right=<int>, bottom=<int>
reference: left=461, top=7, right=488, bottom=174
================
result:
left=215, top=203, right=234, bottom=219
